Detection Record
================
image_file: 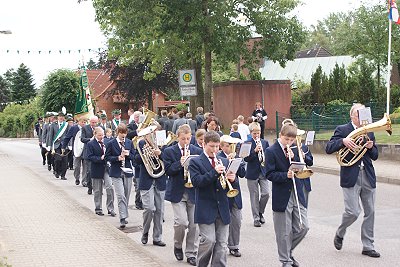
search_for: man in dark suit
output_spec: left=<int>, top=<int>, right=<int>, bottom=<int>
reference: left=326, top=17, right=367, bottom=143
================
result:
left=47, top=111, right=70, bottom=180
left=195, top=106, right=204, bottom=128
left=105, top=123, right=135, bottom=228
left=157, top=110, right=168, bottom=130
left=265, top=122, right=308, bottom=267
left=98, top=113, right=109, bottom=131
left=244, top=122, right=270, bottom=227
left=218, top=136, right=246, bottom=258
left=251, top=102, right=268, bottom=139
left=81, top=116, right=99, bottom=194
left=189, top=131, right=235, bottom=267
left=87, top=127, right=115, bottom=216
left=62, top=117, right=87, bottom=185
left=172, top=111, right=188, bottom=134
left=163, top=124, right=203, bottom=266
left=163, top=113, right=175, bottom=133
left=326, top=103, right=380, bottom=258
left=185, top=112, right=197, bottom=135
left=43, top=112, right=56, bottom=171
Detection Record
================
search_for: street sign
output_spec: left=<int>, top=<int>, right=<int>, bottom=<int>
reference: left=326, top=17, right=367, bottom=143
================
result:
left=179, top=69, right=197, bottom=97
left=180, top=86, right=197, bottom=97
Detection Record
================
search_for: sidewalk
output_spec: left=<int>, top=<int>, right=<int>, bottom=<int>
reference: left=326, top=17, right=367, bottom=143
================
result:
left=0, top=151, right=165, bottom=266
left=312, top=153, right=400, bottom=186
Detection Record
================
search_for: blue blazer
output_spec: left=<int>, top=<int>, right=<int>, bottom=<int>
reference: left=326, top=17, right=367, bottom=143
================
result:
left=105, top=138, right=135, bottom=178
left=62, top=124, right=79, bottom=150
left=134, top=139, right=167, bottom=191
left=326, top=122, right=378, bottom=188
left=163, top=144, right=203, bottom=203
left=87, top=139, right=106, bottom=179
left=81, top=125, right=94, bottom=160
left=189, top=153, right=231, bottom=225
left=230, top=132, right=241, bottom=139
left=244, top=138, right=269, bottom=179
left=265, top=141, right=306, bottom=212
left=217, top=151, right=246, bottom=210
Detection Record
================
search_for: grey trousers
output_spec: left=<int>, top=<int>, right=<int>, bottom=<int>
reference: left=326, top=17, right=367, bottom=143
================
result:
left=92, top=174, right=114, bottom=212
left=197, top=216, right=229, bottom=267
left=111, top=176, right=132, bottom=220
left=336, top=168, right=376, bottom=251
left=273, top=191, right=308, bottom=267
left=247, top=176, right=270, bottom=221
left=140, top=183, right=165, bottom=242
left=171, top=192, right=198, bottom=258
left=73, top=156, right=85, bottom=182
left=133, top=177, right=142, bottom=207
left=228, top=204, right=242, bottom=250
left=83, top=159, right=91, bottom=186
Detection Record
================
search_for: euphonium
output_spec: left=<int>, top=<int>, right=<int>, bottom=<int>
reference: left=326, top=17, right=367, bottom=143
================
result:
left=137, top=125, right=165, bottom=178
left=132, top=108, right=157, bottom=149
left=337, top=113, right=392, bottom=167
left=183, top=144, right=193, bottom=188
left=214, top=153, right=239, bottom=198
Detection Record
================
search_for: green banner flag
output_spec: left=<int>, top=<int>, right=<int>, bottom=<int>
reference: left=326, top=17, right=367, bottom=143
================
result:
left=74, top=69, right=94, bottom=120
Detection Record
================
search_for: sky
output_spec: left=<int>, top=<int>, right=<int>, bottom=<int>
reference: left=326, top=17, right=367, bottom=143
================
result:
left=0, top=0, right=371, bottom=88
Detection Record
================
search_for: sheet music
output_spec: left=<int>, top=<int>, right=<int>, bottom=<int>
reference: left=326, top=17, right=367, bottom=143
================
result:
left=226, top=158, right=242, bottom=174
left=305, top=131, right=315, bottom=146
left=358, top=107, right=372, bottom=125
left=238, top=142, right=252, bottom=158
left=289, top=161, right=306, bottom=172
left=156, top=130, right=167, bottom=146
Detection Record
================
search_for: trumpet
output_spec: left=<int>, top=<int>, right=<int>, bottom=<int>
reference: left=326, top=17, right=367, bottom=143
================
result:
left=183, top=144, right=193, bottom=188
left=286, top=144, right=304, bottom=229
left=214, top=153, right=239, bottom=198
left=255, top=139, right=265, bottom=167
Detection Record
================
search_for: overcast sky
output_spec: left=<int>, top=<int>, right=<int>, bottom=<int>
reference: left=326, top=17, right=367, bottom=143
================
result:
left=0, top=0, right=371, bottom=87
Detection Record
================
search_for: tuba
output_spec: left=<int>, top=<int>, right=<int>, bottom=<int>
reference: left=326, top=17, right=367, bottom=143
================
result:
left=336, top=113, right=392, bottom=167
left=132, top=108, right=157, bottom=149
left=137, top=125, right=165, bottom=178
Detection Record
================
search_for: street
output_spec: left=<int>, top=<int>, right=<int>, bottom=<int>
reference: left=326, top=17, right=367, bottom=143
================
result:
left=0, top=139, right=399, bottom=267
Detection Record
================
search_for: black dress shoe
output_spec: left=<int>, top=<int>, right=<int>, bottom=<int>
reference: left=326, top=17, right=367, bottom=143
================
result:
left=43, top=161, right=46, bottom=166
left=136, top=205, right=144, bottom=210
left=259, top=213, right=265, bottom=224
left=141, top=233, right=148, bottom=244
left=61, top=176, right=67, bottom=180
left=55, top=173, right=59, bottom=178
left=174, top=247, right=184, bottom=261
left=69, top=167, right=73, bottom=170
left=87, top=188, right=92, bottom=195
left=334, top=234, right=343, bottom=250
left=187, top=257, right=197, bottom=266
left=291, top=256, right=299, bottom=267
left=153, top=240, right=166, bottom=247
left=119, top=218, right=127, bottom=229
left=82, top=181, right=87, bottom=187
left=254, top=220, right=261, bottom=227
left=48, top=165, right=52, bottom=171
left=108, top=210, right=116, bottom=217
left=362, top=250, right=380, bottom=258
left=75, top=180, right=80, bottom=185
left=95, top=211, right=104, bottom=216
left=229, top=249, right=241, bottom=257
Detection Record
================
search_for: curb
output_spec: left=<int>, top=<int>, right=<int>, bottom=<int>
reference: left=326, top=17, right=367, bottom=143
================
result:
left=313, top=166, right=400, bottom=186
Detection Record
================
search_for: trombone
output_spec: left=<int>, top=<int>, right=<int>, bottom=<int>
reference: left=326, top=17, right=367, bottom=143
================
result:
left=214, top=153, right=239, bottom=198
left=294, top=129, right=313, bottom=179
left=286, top=144, right=304, bottom=229
left=183, top=144, right=193, bottom=188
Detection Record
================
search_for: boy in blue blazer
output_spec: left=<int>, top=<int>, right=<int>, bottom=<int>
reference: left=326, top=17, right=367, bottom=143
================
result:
left=265, top=122, right=308, bottom=267
left=189, top=131, right=236, bottom=267
left=243, top=122, right=269, bottom=227
left=105, top=123, right=135, bottom=228
left=218, top=136, right=246, bottom=258
left=87, top=127, right=115, bottom=216
left=163, top=124, right=203, bottom=266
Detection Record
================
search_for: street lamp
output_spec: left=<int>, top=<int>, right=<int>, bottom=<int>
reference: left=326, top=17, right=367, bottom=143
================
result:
left=0, top=30, right=12, bottom=34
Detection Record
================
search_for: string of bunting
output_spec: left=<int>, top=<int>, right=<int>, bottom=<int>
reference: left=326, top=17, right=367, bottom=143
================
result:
left=0, top=38, right=166, bottom=55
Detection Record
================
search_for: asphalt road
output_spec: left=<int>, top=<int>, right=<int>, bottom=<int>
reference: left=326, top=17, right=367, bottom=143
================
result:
left=0, top=138, right=399, bottom=267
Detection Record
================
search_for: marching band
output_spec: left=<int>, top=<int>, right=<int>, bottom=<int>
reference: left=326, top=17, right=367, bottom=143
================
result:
left=36, top=102, right=385, bottom=267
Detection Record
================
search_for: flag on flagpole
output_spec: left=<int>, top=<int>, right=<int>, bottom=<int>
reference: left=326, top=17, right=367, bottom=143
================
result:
left=389, top=0, right=400, bottom=24
left=74, top=68, right=95, bottom=120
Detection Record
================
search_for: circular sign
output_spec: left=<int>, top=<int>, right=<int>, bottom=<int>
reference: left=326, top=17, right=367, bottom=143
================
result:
left=182, top=73, right=192, bottom=82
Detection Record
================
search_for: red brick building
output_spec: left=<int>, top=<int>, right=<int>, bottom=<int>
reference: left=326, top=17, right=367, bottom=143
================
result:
left=86, top=70, right=188, bottom=120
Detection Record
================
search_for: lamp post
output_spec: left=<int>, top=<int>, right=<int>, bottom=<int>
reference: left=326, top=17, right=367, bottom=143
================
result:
left=0, top=30, right=12, bottom=34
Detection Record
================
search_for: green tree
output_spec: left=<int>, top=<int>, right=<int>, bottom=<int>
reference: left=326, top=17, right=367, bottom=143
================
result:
left=328, top=63, right=347, bottom=101
left=310, top=65, right=323, bottom=103
left=40, top=69, right=80, bottom=113
left=0, top=75, right=11, bottom=110
left=347, top=58, right=376, bottom=103
left=92, top=0, right=306, bottom=112
left=9, top=64, right=36, bottom=102
left=86, top=58, right=100, bottom=69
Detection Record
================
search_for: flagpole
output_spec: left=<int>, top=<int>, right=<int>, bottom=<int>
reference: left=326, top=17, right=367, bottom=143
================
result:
left=386, top=16, right=392, bottom=115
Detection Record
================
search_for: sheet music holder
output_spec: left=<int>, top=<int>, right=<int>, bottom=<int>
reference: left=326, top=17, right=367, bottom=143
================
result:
left=358, top=107, right=372, bottom=126
left=289, top=161, right=306, bottom=172
left=156, top=130, right=167, bottom=146
left=306, top=131, right=315, bottom=146
left=121, top=167, right=134, bottom=174
left=238, top=142, right=252, bottom=158
left=183, top=155, right=199, bottom=168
